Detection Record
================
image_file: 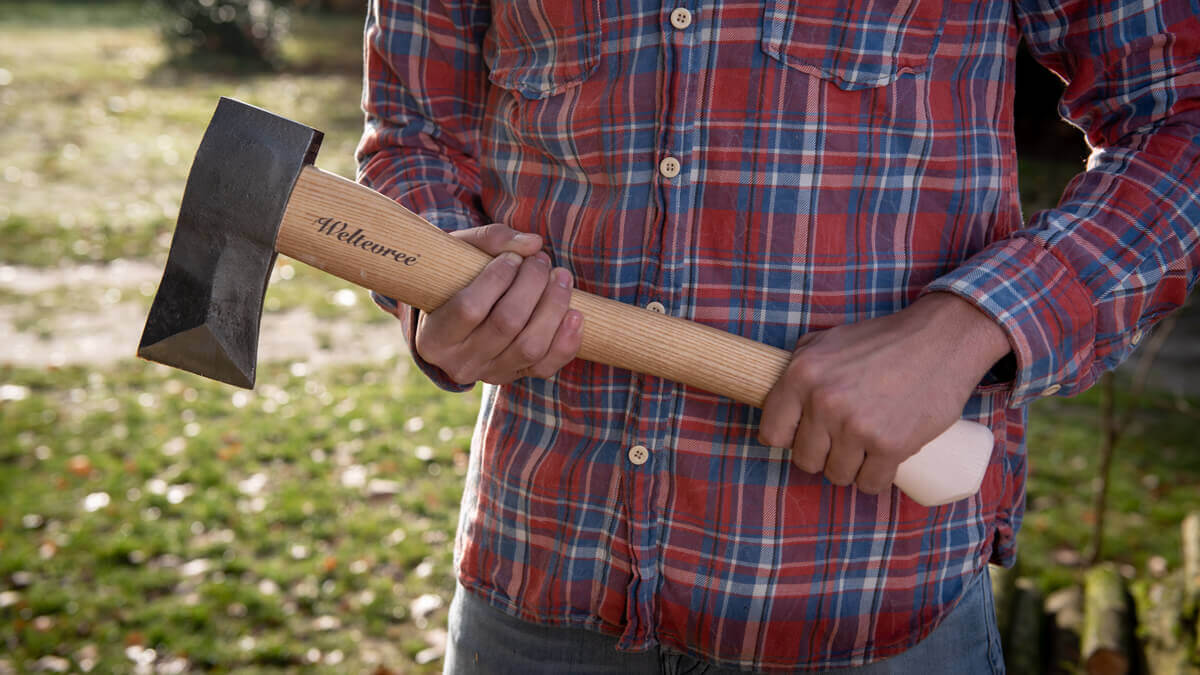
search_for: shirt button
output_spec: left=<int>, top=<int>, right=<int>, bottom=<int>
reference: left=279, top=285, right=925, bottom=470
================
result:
left=659, top=156, right=681, bottom=179
left=670, top=8, right=693, bottom=30
left=1042, top=384, right=1062, bottom=396
left=1131, top=329, right=1144, bottom=346
left=628, top=445, right=650, bottom=465
left=646, top=301, right=666, bottom=314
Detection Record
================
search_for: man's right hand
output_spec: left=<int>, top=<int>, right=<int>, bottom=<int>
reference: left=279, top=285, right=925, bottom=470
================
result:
left=414, top=223, right=583, bottom=386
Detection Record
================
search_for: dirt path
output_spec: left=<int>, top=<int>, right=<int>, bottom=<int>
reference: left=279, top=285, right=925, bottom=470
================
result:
left=0, top=262, right=408, bottom=371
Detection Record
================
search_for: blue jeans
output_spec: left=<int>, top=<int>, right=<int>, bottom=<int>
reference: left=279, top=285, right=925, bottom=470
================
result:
left=443, top=568, right=1005, bottom=674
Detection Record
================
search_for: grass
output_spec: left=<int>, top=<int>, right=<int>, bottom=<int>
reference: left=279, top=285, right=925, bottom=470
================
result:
left=1024, top=386, right=1200, bottom=592
left=0, top=2, right=363, bottom=268
left=2, top=359, right=1195, bottom=671
left=1, top=359, right=480, bottom=672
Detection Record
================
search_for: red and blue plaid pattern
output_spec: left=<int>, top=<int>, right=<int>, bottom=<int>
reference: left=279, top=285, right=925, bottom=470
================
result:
left=358, top=0, right=1200, bottom=669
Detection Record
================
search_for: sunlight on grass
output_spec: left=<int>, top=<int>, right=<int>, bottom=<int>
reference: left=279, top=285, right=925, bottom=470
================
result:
left=0, top=4, right=362, bottom=268
left=1, top=360, right=479, bottom=672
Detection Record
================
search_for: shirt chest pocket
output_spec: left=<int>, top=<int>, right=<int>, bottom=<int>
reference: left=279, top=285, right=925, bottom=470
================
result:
left=485, top=0, right=602, bottom=100
left=761, top=0, right=949, bottom=90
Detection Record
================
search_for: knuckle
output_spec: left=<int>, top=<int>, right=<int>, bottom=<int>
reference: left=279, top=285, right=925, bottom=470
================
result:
left=799, top=460, right=825, bottom=475
left=794, top=454, right=824, bottom=474
left=856, top=480, right=885, bottom=495
left=827, top=472, right=855, bottom=487
left=516, top=337, right=548, bottom=364
left=414, top=335, right=448, bottom=364
left=526, top=362, right=558, bottom=379
left=757, top=419, right=793, bottom=448
left=872, top=435, right=903, bottom=456
left=452, top=297, right=489, bottom=326
left=787, top=356, right=821, bottom=384
left=445, top=365, right=476, bottom=385
left=489, top=309, right=524, bottom=337
left=809, top=387, right=841, bottom=416
left=844, top=415, right=875, bottom=442
left=482, top=223, right=513, bottom=247
left=859, top=426, right=900, bottom=455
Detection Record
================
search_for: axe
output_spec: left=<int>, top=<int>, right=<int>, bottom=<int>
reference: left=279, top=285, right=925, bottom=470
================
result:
left=139, top=98, right=994, bottom=507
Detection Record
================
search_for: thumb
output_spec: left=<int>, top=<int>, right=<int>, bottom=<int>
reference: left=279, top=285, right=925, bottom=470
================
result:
left=453, top=223, right=543, bottom=257
left=791, top=329, right=822, bottom=353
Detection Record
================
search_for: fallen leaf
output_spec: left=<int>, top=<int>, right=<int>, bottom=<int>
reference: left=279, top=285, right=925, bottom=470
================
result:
left=217, top=443, right=242, bottom=461
left=66, top=455, right=92, bottom=477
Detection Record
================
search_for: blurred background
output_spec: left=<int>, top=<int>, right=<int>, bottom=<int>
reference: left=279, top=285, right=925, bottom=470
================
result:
left=0, top=1, right=1196, bottom=673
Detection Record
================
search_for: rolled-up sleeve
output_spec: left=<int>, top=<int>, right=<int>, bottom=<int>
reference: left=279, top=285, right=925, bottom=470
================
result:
left=356, top=0, right=493, bottom=391
left=926, top=0, right=1200, bottom=407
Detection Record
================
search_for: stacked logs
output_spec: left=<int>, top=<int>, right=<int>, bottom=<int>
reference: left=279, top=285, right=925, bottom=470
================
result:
left=992, top=512, right=1200, bottom=674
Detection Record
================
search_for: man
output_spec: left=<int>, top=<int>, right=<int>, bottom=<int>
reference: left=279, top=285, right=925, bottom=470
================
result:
left=357, top=1, right=1199, bottom=671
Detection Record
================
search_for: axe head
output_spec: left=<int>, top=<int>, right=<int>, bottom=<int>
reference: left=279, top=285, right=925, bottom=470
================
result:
left=138, top=98, right=323, bottom=388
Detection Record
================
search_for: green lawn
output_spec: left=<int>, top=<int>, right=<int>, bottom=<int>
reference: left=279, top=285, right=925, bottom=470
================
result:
left=1, top=2, right=1197, bottom=673
left=1, top=360, right=478, bottom=672
left=0, top=2, right=363, bottom=269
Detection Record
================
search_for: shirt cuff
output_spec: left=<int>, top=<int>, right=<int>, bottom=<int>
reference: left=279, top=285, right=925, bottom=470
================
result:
left=364, top=201, right=483, bottom=394
left=371, top=291, right=474, bottom=394
left=923, top=236, right=1097, bottom=408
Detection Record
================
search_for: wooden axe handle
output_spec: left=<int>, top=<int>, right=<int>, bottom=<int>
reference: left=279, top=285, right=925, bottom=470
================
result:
left=276, top=167, right=992, bottom=506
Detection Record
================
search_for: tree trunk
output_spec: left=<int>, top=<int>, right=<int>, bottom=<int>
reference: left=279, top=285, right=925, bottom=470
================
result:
left=1184, top=512, right=1200, bottom=618
left=1131, top=573, right=1194, bottom=674
left=1087, top=372, right=1119, bottom=566
left=990, top=563, right=1017, bottom=647
left=1046, top=585, right=1084, bottom=675
left=1006, top=578, right=1045, bottom=674
left=1082, top=564, right=1132, bottom=675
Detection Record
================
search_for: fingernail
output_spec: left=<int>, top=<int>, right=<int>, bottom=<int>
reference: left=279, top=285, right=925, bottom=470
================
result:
left=553, top=267, right=571, bottom=288
left=514, top=233, right=540, bottom=244
left=566, top=310, right=582, bottom=331
left=498, top=252, right=522, bottom=267
left=534, top=252, right=550, bottom=267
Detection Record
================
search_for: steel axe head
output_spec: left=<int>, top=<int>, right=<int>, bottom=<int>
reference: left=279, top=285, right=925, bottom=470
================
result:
left=138, top=98, right=323, bottom=388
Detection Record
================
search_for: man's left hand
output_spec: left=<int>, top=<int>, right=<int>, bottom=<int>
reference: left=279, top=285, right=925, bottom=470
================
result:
left=758, top=292, right=1011, bottom=495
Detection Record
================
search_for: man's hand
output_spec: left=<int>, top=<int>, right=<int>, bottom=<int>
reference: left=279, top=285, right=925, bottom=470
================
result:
left=414, top=224, right=583, bottom=385
left=758, top=293, right=1011, bottom=495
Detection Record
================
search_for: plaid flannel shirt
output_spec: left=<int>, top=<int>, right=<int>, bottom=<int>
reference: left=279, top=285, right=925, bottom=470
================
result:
left=357, top=0, right=1200, bottom=669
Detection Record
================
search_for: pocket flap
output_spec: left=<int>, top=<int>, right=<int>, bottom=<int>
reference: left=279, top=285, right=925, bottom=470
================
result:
left=762, top=0, right=948, bottom=90
left=485, top=1, right=601, bottom=100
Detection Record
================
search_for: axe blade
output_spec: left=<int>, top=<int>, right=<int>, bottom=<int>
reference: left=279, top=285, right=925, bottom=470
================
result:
left=137, top=98, right=323, bottom=387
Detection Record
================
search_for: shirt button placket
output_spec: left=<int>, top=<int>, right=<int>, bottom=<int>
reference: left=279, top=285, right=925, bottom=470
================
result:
left=659, top=156, right=681, bottom=179
left=670, top=8, right=693, bottom=30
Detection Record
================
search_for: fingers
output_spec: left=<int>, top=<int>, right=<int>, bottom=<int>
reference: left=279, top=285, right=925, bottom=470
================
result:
left=476, top=256, right=580, bottom=383
left=470, top=252, right=554, bottom=355
left=854, top=456, right=898, bottom=496
left=414, top=226, right=580, bottom=385
left=422, top=251, right=524, bottom=347
left=759, top=336, right=903, bottom=496
left=453, top=223, right=543, bottom=257
left=791, top=414, right=831, bottom=475
left=525, top=308, right=584, bottom=378
left=501, top=267, right=582, bottom=379
left=758, top=354, right=808, bottom=448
